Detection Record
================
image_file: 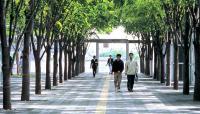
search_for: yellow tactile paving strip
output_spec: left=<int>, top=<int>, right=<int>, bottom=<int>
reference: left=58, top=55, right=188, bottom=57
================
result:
left=95, top=75, right=110, bottom=114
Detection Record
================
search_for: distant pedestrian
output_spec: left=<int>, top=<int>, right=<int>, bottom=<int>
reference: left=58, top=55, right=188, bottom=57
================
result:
left=125, top=53, right=138, bottom=92
left=112, top=54, right=124, bottom=92
left=90, top=56, right=98, bottom=77
left=107, top=55, right=113, bottom=74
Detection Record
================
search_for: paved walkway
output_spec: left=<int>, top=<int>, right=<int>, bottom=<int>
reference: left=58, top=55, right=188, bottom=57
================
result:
left=0, top=73, right=200, bottom=114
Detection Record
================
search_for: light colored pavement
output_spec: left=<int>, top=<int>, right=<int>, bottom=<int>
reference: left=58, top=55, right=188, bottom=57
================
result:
left=0, top=73, right=200, bottom=114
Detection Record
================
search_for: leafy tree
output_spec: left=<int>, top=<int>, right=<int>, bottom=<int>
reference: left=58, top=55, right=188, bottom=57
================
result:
left=120, top=0, right=166, bottom=81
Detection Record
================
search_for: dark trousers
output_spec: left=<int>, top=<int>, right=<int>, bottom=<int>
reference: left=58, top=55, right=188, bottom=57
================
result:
left=127, top=75, right=135, bottom=91
left=92, top=67, right=97, bottom=77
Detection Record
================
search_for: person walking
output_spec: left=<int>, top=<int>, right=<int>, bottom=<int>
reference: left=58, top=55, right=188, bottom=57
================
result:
left=107, top=55, right=113, bottom=74
left=125, top=53, right=138, bottom=92
left=112, top=54, right=124, bottom=92
left=90, top=56, right=98, bottom=77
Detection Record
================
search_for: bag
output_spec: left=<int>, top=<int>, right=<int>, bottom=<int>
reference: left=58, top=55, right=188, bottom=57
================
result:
left=135, top=73, right=138, bottom=82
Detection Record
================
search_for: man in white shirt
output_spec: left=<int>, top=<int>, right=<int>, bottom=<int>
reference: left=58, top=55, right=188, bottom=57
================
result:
left=125, top=53, right=138, bottom=92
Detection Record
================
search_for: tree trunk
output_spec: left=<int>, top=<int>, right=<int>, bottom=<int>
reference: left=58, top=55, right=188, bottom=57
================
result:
left=59, top=41, right=63, bottom=83
left=83, top=54, right=86, bottom=72
left=35, top=55, right=41, bottom=94
left=194, top=44, right=200, bottom=100
left=140, top=54, right=145, bottom=73
left=64, top=49, right=68, bottom=80
left=160, top=54, right=165, bottom=83
left=80, top=47, right=84, bottom=73
left=173, top=43, right=179, bottom=90
left=53, top=39, right=58, bottom=86
left=72, top=56, right=75, bottom=77
left=183, top=11, right=190, bottom=95
left=145, top=44, right=150, bottom=75
left=183, top=47, right=189, bottom=94
left=35, top=56, right=41, bottom=94
left=157, top=55, right=161, bottom=81
left=166, top=41, right=171, bottom=86
left=21, top=28, right=31, bottom=100
left=145, top=54, right=149, bottom=75
left=81, top=55, right=84, bottom=73
left=68, top=51, right=72, bottom=79
left=21, top=0, right=34, bottom=101
left=80, top=60, right=82, bottom=73
left=0, top=0, right=12, bottom=109
left=79, top=53, right=82, bottom=73
left=16, top=51, right=19, bottom=75
left=154, top=51, right=157, bottom=79
left=193, top=23, right=200, bottom=100
left=75, top=58, right=80, bottom=75
left=1, top=42, right=11, bottom=109
left=72, top=44, right=75, bottom=77
left=46, top=46, right=51, bottom=89
left=32, top=39, right=42, bottom=94
left=75, top=43, right=80, bottom=75
left=82, top=45, right=87, bottom=73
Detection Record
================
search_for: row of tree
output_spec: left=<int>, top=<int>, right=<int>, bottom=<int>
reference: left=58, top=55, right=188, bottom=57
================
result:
left=0, top=0, right=117, bottom=110
left=2, top=0, right=200, bottom=111
left=114, top=0, right=200, bottom=101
